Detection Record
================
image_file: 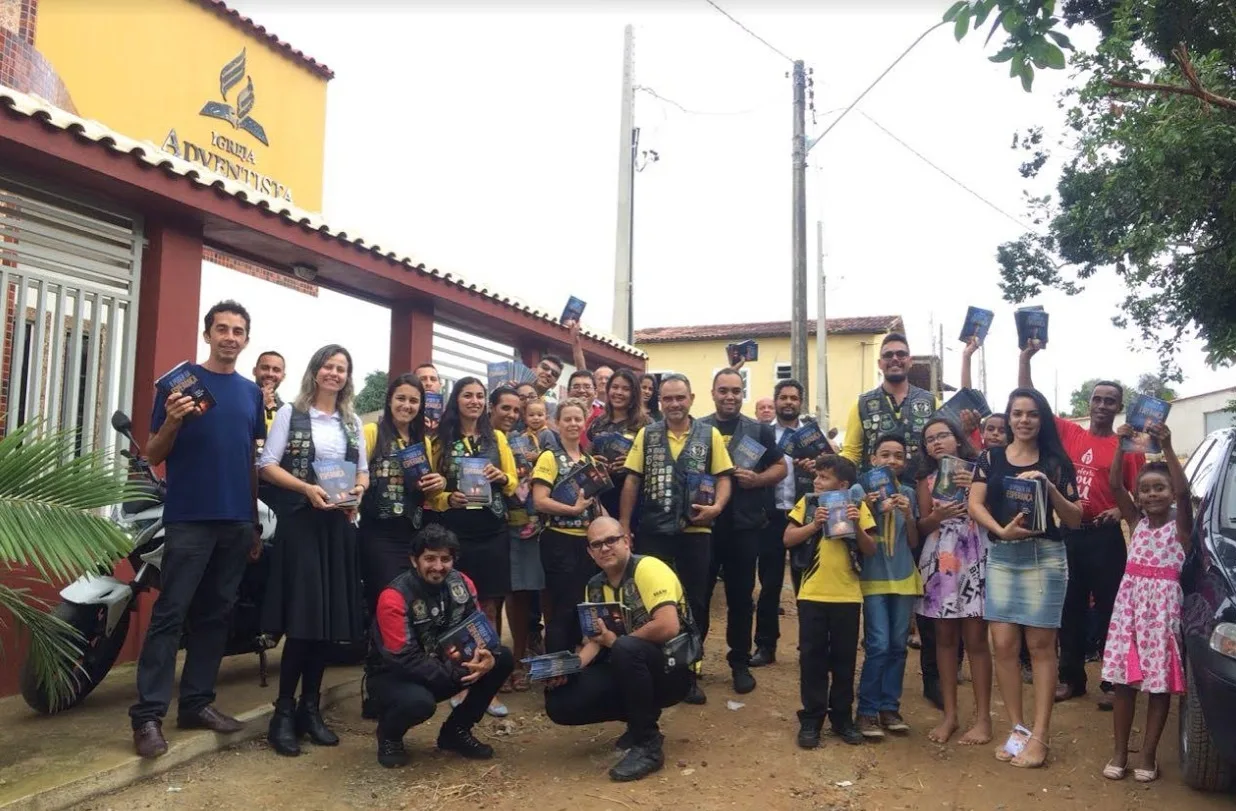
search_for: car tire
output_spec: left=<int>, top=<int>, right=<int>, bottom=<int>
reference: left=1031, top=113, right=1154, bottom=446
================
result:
left=1180, top=663, right=1235, bottom=792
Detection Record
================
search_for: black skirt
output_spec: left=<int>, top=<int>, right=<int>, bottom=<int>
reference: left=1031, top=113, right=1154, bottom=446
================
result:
left=359, top=516, right=415, bottom=614
left=262, top=506, right=364, bottom=643
left=438, top=508, right=510, bottom=600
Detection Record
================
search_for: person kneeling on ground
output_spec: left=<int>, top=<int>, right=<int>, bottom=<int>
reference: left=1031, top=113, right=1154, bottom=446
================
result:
left=544, top=517, right=701, bottom=782
left=366, top=525, right=515, bottom=768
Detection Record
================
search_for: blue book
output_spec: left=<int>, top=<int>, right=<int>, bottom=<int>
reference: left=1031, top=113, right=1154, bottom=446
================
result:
left=959, top=306, right=994, bottom=343
left=156, top=361, right=216, bottom=419
left=312, top=459, right=358, bottom=507
left=577, top=601, right=629, bottom=638
left=860, top=466, right=895, bottom=501
left=424, top=391, right=443, bottom=422
left=507, top=433, right=536, bottom=476
left=936, top=387, right=993, bottom=425
left=459, top=457, right=492, bottom=506
left=561, top=295, right=586, bottom=325
left=1123, top=394, right=1171, bottom=454
left=438, top=610, right=500, bottom=664
left=522, top=651, right=583, bottom=680
left=819, top=490, right=855, bottom=539
left=1002, top=476, right=1046, bottom=533
left=731, top=435, right=767, bottom=471
left=396, top=442, right=431, bottom=482
left=1015, top=306, right=1049, bottom=349
left=784, top=422, right=831, bottom=460
left=550, top=461, right=613, bottom=504
left=688, top=472, right=716, bottom=506
left=725, top=339, right=759, bottom=364
left=932, top=455, right=975, bottom=502
left=592, top=432, right=633, bottom=462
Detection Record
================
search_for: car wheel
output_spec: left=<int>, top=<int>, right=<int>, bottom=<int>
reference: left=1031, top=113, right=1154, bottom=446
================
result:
left=1180, top=664, right=1235, bottom=791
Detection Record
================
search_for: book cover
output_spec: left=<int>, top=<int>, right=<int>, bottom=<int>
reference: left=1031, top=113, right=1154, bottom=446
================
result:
left=507, top=434, right=536, bottom=477
left=819, top=490, right=855, bottom=539
left=860, top=466, right=895, bottom=501
left=959, top=306, right=994, bottom=343
left=776, top=427, right=799, bottom=456
left=1123, top=393, right=1171, bottom=454
left=932, top=455, right=976, bottom=502
left=592, top=432, right=633, bottom=461
left=725, top=339, right=759, bottom=364
left=396, top=442, right=432, bottom=481
left=1015, top=306, right=1050, bottom=349
left=688, top=472, right=716, bottom=506
left=424, top=391, right=443, bottom=422
left=439, top=609, right=500, bottom=664
left=731, top=435, right=767, bottom=470
left=155, top=361, right=216, bottom=418
left=561, top=295, right=587, bottom=325
left=577, top=601, right=628, bottom=638
left=936, top=387, right=993, bottom=425
left=312, top=459, right=358, bottom=507
left=486, top=361, right=513, bottom=393
left=789, top=422, right=832, bottom=459
left=550, top=461, right=614, bottom=504
left=459, top=457, right=493, bottom=506
left=1002, top=476, right=1046, bottom=533
left=522, top=651, right=583, bottom=680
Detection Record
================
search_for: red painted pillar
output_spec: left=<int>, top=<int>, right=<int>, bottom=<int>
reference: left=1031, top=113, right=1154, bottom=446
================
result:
left=518, top=341, right=542, bottom=370
left=390, top=299, right=434, bottom=378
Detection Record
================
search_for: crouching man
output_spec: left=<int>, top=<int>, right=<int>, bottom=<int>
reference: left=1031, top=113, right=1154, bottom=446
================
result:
left=544, top=517, right=700, bottom=782
left=367, top=525, right=514, bottom=768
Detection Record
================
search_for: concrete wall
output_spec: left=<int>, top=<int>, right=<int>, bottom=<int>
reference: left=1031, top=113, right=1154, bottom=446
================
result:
left=1068, top=386, right=1236, bottom=457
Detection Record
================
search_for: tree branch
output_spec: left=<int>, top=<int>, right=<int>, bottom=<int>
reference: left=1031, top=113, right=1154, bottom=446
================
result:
left=1108, top=44, right=1236, bottom=112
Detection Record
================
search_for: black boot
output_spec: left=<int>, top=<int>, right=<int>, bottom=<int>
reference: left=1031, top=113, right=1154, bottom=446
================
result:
left=749, top=647, right=776, bottom=667
left=609, top=733, right=665, bottom=782
left=683, top=678, right=707, bottom=705
left=797, top=718, right=822, bottom=750
left=377, top=734, right=410, bottom=768
left=437, top=724, right=495, bottom=760
left=267, top=698, right=301, bottom=757
left=296, top=695, right=339, bottom=746
left=731, top=664, right=757, bottom=694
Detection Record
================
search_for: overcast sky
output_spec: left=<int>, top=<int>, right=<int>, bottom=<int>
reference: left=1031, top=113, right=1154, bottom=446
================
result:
left=205, top=0, right=1231, bottom=410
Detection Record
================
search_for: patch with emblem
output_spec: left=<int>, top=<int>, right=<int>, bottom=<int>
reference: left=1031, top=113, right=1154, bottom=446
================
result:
left=393, top=502, right=404, bottom=515
left=911, top=400, right=931, bottom=417
left=866, top=398, right=881, bottom=413
left=411, top=600, right=429, bottom=621
left=449, top=579, right=469, bottom=604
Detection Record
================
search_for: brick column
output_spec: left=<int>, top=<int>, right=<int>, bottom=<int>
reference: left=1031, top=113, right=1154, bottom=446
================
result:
left=131, top=221, right=202, bottom=448
left=389, top=299, right=434, bottom=378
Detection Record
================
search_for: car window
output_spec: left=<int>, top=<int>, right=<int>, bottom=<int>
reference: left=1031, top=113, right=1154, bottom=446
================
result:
left=1222, top=445, right=1236, bottom=531
left=1187, top=435, right=1223, bottom=499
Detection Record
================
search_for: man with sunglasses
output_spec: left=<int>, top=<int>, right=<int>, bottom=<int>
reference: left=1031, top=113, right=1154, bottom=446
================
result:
left=544, top=517, right=695, bottom=782
left=534, top=355, right=565, bottom=403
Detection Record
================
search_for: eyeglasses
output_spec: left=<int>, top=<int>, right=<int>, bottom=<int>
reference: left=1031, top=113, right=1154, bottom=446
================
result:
left=539, top=363, right=562, bottom=378
left=924, top=432, right=953, bottom=444
left=881, top=350, right=910, bottom=361
left=587, top=535, right=626, bottom=551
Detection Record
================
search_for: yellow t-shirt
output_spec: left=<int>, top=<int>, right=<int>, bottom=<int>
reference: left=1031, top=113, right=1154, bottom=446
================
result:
left=788, top=495, right=876, bottom=603
left=589, top=555, right=688, bottom=624
left=363, top=423, right=435, bottom=466
left=624, top=424, right=735, bottom=534
left=530, top=448, right=596, bottom=537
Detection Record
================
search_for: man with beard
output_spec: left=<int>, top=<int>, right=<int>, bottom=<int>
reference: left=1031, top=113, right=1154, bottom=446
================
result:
left=698, top=369, right=785, bottom=693
left=253, top=350, right=286, bottom=430
left=839, top=333, right=943, bottom=708
left=1018, top=342, right=1143, bottom=709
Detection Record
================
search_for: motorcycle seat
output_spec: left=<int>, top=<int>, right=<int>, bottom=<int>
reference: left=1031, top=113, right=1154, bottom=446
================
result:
left=123, top=481, right=164, bottom=514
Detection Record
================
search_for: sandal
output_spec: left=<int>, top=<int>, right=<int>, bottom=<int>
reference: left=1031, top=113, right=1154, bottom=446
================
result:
left=1010, top=735, right=1050, bottom=769
left=512, top=668, right=531, bottom=692
left=1102, top=762, right=1127, bottom=780
left=1133, top=765, right=1159, bottom=783
left=996, top=726, right=1030, bottom=762
left=499, top=674, right=514, bottom=694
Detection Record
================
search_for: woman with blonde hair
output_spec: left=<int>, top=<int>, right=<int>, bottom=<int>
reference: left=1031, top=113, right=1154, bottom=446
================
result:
left=259, top=344, right=368, bottom=757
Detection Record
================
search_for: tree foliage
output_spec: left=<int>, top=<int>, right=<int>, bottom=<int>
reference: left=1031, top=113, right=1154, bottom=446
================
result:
left=1067, top=371, right=1178, bottom=416
left=947, top=0, right=1236, bottom=376
left=354, top=370, right=388, bottom=414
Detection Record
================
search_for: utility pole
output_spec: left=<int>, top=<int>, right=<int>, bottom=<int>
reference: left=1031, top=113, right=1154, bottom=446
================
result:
left=611, top=25, right=636, bottom=345
left=790, top=60, right=808, bottom=405
left=814, top=220, right=829, bottom=428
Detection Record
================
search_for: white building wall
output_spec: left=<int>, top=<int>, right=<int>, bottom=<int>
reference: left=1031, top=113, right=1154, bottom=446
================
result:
left=1067, top=386, right=1236, bottom=457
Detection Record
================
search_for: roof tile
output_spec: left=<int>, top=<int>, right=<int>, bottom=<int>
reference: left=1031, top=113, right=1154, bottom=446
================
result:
left=635, top=317, right=904, bottom=343
left=194, top=0, right=335, bottom=80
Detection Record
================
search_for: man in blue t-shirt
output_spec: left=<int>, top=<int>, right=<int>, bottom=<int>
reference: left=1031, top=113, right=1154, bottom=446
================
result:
left=130, top=300, right=266, bottom=759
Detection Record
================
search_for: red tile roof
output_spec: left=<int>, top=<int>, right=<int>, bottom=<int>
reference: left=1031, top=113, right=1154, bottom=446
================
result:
left=195, top=1, right=334, bottom=80
left=634, top=316, right=904, bottom=344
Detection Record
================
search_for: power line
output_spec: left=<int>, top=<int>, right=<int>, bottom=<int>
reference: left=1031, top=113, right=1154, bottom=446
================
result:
left=858, top=111, right=1038, bottom=234
left=635, top=85, right=766, bottom=116
left=702, top=0, right=795, bottom=64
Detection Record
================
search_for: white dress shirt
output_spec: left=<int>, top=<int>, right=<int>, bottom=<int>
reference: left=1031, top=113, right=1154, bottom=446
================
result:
left=259, top=403, right=368, bottom=470
left=773, top=417, right=805, bottom=510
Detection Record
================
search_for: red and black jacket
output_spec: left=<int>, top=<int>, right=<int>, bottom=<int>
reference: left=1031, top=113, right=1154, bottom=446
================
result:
left=367, top=569, right=479, bottom=694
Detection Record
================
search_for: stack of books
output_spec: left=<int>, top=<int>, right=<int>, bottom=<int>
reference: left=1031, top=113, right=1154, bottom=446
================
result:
left=550, top=460, right=614, bottom=504
left=522, top=651, right=583, bottom=681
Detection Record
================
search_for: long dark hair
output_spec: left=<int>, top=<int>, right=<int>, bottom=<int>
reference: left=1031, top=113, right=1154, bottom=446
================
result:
left=915, top=416, right=978, bottom=482
left=593, top=368, right=650, bottom=437
left=1005, top=387, right=1075, bottom=483
left=640, top=372, right=662, bottom=420
left=433, top=376, right=495, bottom=470
left=373, top=373, right=426, bottom=473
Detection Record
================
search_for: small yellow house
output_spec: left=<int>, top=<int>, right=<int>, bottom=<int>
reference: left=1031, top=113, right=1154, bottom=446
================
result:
left=634, top=316, right=904, bottom=421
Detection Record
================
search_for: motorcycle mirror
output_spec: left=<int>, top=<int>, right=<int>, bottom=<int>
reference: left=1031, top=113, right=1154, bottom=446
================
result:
left=110, top=411, right=132, bottom=433
left=119, top=449, right=133, bottom=459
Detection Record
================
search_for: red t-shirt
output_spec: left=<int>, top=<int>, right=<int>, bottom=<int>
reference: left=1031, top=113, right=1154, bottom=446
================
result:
left=1055, top=417, right=1144, bottom=521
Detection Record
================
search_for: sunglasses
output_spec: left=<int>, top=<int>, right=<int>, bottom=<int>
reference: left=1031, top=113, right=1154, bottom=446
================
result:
left=587, top=534, right=626, bottom=551
left=881, top=350, right=910, bottom=361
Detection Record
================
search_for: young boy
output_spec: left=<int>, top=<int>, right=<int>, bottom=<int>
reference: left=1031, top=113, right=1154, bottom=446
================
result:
left=785, top=454, right=877, bottom=749
left=856, top=435, right=921, bottom=738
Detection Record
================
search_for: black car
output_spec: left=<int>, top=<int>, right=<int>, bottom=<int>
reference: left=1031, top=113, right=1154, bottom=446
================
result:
left=1180, top=428, right=1236, bottom=791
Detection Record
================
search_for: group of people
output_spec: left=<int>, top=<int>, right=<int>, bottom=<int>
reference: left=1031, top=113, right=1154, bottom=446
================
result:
left=127, top=299, right=1190, bottom=788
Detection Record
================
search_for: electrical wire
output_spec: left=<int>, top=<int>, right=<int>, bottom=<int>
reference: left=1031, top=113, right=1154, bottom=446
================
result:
left=636, top=85, right=768, bottom=117
left=702, top=0, right=796, bottom=64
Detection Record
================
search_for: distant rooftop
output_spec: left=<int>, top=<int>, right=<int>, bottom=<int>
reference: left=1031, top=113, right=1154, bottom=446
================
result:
left=635, top=316, right=904, bottom=344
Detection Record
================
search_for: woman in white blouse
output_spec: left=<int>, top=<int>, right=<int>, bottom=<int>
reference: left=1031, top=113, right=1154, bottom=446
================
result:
left=259, top=344, right=368, bottom=757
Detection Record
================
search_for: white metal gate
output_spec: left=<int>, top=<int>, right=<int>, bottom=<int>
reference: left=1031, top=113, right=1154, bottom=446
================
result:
left=0, top=174, right=143, bottom=453
left=432, top=323, right=517, bottom=398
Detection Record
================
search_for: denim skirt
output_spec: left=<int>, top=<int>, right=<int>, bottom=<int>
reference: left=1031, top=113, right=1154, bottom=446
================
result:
left=983, top=538, right=1068, bottom=629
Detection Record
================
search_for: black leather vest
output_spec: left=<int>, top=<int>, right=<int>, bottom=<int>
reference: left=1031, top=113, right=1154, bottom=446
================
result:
left=367, top=569, right=477, bottom=676
left=639, top=419, right=713, bottom=536
left=857, top=385, right=935, bottom=480
left=361, top=434, right=424, bottom=528
left=586, top=554, right=688, bottom=633
left=699, top=413, right=769, bottom=531
left=443, top=435, right=507, bottom=521
left=277, top=408, right=360, bottom=514
left=545, top=448, right=602, bottom=531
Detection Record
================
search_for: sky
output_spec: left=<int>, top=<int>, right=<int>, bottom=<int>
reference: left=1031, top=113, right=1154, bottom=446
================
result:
left=203, top=0, right=1232, bottom=411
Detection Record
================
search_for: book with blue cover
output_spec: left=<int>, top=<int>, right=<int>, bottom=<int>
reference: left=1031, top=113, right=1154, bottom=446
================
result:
left=396, top=442, right=432, bottom=481
left=506, top=433, right=535, bottom=477
left=577, top=601, right=629, bottom=638
left=730, top=434, right=767, bottom=470
left=1122, top=394, right=1171, bottom=454
left=819, top=490, right=855, bottom=538
left=1014, top=306, right=1049, bottom=349
left=156, top=361, right=216, bottom=419
left=312, top=459, right=358, bottom=507
left=550, top=460, right=614, bottom=504
left=932, top=455, right=975, bottom=502
left=688, top=472, right=716, bottom=506
left=959, top=306, right=994, bottom=343
left=1002, top=476, right=1046, bottom=533
left=485, top=361, right=537, bottom=393
left=591, top=432, right=633, bottom=462
left=522, top=651, right=583, bottom=680
left=424, top=391, right=443, bottom=422
left=778, top=422, right=832, bottom=459
left=936, top=387, right=993, bottom=426
left=561, top=295, right=587, bottom=325
left=725, top=339, right=759, bottom=365
left=860, top=466, right=895, bottom=501
left=439, top=610, right=500, bottom=664
left=459, top=457, right=492, bottom=506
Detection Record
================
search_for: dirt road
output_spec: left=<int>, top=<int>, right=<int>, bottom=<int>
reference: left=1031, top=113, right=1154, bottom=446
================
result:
left=82, top=600, right=1233, bottom=811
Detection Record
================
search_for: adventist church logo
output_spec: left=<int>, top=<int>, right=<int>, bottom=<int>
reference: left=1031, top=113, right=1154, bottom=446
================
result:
left=199, top=49, right=269, bottom=146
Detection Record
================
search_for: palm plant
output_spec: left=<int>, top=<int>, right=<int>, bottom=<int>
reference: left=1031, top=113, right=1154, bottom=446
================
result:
left=0, top=421, right=135, bottom=709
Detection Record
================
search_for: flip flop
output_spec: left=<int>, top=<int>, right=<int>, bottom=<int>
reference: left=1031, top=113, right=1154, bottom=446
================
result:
left=1102, top=762, right=1127, bottom=780
left=1133, top=765, right=1159, bottom=783
left=996, top=725, right=1032, bottom=762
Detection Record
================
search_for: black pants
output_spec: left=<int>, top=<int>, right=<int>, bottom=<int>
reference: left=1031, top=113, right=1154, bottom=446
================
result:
left=545, top=635, right=692, bottom=745
left=129, top=521, right=252, bottom=727
left=540, top=529, right=598, bottom=655
left=638, top=531, right=711, bottom=653
left=1059, top=523, right=1127, bottom=692
left=912, top=535, right=939, bottom=687
left=370, top=646, right=515, bottom=740
left=755, top=511, right=791, bottom=651
left=704, top=526, right=760, bottom=666
left=359, top=517, right=412, bottom=617
left=798, top=600, right=860, bottom=729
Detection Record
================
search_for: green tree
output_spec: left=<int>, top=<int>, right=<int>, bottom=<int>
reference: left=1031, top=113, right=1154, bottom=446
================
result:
left=1135, top=372, right=1177, bottom=400
left=947, top=0, right=1236, bottom=375
left=353, top=370, right=388, bottom=414
left=1068, top=377, right=1132, bottom=416
left=1, top=423, right=135, bottom=709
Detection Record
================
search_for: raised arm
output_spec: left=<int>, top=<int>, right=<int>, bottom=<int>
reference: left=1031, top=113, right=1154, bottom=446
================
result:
left=568, top=320, right=587, bottom=372
left=1017, top=341, right=1039, bottom=389
left=960, top=337, right=978, bottom=390
left=1109, top=426, right=1141, bottom=527
left=1155, top=423, right=1193, bottom=547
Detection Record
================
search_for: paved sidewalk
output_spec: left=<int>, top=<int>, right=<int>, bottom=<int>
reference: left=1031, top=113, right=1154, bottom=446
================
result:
left=0, top=649, right=362, bottom=811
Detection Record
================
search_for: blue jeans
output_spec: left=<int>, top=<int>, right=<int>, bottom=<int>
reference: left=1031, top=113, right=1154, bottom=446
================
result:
left=857, top=593, right=915, bottom=717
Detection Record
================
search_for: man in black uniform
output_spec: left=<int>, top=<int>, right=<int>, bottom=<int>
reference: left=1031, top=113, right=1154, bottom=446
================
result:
left=699, top=369, right=785, bottom=693
left=367, top=525, right=515, bottom=768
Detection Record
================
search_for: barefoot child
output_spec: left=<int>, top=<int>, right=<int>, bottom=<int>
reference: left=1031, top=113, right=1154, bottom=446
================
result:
left=856, top=435, right=921, bottom=738
left=915, top=418, right=993, bottom=745
left=785, top=455, right=877, bottom=750
left=1100, top=423, right=1190, bottom=784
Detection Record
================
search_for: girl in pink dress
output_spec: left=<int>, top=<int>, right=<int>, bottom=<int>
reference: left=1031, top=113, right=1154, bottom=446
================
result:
left=1100, top=423, right=1191, bottom=784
